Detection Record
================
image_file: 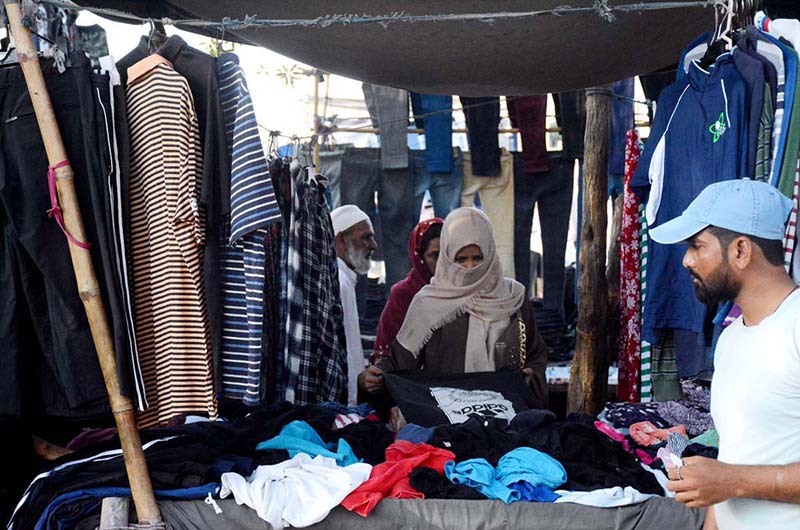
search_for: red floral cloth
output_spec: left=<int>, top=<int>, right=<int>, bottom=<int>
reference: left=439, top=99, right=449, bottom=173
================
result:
left=617, top=130, right=643, bottom=402
left=341, top=440, right=455, bottom=516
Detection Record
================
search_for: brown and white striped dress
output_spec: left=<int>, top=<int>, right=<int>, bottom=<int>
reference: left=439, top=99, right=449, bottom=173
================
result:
left=126, top=56, right=217, bottom=427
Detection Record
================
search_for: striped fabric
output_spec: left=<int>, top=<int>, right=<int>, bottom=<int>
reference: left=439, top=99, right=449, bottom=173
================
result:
left=639, top=204, right=653, bottom=403
left=97, top=57, right=148, bottom=410
left=784, top=158, right=799, bottom=271
left=769, top=58, right=786, bottom=181
left=218, top=55, right=281, bottom=404
left=126, top=62, right=217, bottom=427
left=754, top=85, right=773, bottom=183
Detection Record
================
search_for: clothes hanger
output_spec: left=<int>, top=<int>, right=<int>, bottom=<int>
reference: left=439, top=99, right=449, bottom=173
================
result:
left=146, top=19, right=167, bottom=54
left=719, top=0, right=735, bottom=50
left=0, top=23, right=67, bottom=69
left=215, top=22, right=235, bottom=58
left=699, top=1, right=733, bottom=68
left=265, top=130, right=278, bottom=162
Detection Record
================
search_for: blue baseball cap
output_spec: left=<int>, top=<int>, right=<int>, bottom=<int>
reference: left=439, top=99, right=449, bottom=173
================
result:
left=649, top=178, right=794, bottom=244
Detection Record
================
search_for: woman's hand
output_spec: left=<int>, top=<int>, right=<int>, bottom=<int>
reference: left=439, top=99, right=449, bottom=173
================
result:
left=522, top=367, right=534, bottom=384
left=358, top=365, right=385, bottom=393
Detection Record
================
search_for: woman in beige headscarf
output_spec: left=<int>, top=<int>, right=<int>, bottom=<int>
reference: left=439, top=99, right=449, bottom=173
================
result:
left=358, top=207, right=548, bottom=407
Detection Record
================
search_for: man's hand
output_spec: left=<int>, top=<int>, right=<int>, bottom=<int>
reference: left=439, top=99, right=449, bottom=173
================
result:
left=358, top=365, right=384, bottom=393
left=667, top=456, right=741, bottom=508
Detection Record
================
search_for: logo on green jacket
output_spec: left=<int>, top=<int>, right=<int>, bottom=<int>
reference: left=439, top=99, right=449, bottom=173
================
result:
left=709, top=112, right=727, bottom=143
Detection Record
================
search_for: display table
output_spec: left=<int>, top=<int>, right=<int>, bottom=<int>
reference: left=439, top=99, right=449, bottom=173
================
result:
left=79, top=496, right=705, bottom=530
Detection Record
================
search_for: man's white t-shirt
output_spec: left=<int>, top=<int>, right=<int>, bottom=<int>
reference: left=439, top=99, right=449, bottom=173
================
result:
left=711, top=288, right=800, bottom=529
left=337, top=258, right=365, bottom=405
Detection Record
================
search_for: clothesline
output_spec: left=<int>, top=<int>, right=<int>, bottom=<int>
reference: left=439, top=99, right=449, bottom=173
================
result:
left=39, top=1, right=718, bottom=31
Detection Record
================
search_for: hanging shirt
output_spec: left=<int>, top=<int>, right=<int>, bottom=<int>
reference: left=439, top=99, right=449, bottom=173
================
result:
left=125, top=56, right=217, bottom=427
left=338, top=257, right=364, bottom=405
left=711, top=289, right=800, bottom=530
left=632, top=54, right=748, bottom=345
left=283, top=172, right=348, bottom=405
left=755, top=85, right=775, bottom=183
left=218, top=53, right=281, bottom=405
left=118, top=36, right=232, bottom=395
left=680, top=30, right=791, bottom=184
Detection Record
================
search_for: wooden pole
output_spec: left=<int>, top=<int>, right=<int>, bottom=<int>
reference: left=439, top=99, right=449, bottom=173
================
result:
left=3, top=1, right=162, bottom=525
left=568, top=85, right=612, bottom=415
left=313, top=69, right=320, bottom=168
left=607, top=195, right=624, bottom=368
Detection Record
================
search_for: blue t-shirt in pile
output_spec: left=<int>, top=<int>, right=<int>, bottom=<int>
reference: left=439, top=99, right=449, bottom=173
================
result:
left=632, top=54, right=748, bottom=344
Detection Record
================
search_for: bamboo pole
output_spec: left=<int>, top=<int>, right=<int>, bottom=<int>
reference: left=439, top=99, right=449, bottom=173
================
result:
left=2, top=1, right=162, bottom=525
left=567, top=85, right=611, bottom=415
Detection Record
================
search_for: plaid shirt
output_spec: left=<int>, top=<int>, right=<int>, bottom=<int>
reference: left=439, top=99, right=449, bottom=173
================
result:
left=282, top=166, right=347, bottom=404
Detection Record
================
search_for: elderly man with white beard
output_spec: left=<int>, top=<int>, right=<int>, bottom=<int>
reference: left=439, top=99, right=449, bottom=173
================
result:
left=330, top=205, right=378, bottom=404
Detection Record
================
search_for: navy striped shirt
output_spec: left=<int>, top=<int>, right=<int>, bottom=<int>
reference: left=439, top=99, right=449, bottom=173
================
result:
left=219, top=54, right=282, bottom=403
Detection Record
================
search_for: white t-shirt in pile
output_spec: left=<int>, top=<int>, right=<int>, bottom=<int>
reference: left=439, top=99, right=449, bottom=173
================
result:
left=711, top=288, right=800, bottom=529
left=220, top=453, right=371, bottom=529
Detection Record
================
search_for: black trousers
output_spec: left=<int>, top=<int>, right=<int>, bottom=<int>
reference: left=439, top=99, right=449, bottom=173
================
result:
left=0, top=54, right=129, bottom=417
left=513, top=153, right=574, bottom=316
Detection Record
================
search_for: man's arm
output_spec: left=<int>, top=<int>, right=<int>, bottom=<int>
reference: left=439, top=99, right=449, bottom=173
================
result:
left=667, top=456, right=800, bottom=508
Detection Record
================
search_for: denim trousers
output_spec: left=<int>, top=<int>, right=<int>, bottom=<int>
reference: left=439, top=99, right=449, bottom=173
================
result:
left=412, top=147, right=463, bottom=220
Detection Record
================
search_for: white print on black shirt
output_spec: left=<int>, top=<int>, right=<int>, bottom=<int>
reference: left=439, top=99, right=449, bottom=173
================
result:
left=430, top=387, right=517, bottom=424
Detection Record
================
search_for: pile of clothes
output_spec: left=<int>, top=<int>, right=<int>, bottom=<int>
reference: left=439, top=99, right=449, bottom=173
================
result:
left=595, top=381, right=718, bottom=470
left=12, top=402, right=673, bottom=530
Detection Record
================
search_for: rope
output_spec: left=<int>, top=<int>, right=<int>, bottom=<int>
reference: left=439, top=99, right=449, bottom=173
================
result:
left=47, top=160, right=91, bottom=249
left=39, top=1, right=717, bottom=31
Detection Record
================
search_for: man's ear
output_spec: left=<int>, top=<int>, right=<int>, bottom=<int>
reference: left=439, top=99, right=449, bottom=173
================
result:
left=731, top=237, right=752, bottom=269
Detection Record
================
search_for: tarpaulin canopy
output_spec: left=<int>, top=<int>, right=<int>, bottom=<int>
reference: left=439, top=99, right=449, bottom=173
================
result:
left=70, top=0, right=719, bottom=94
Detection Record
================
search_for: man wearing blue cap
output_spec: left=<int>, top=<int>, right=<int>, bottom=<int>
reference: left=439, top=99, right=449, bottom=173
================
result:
left=650, top=179, right=800, bottom=529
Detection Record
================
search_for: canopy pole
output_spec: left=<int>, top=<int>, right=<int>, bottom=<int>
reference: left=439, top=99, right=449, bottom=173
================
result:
left=313, top=68, right=320, bottom=168
left=2, top=0, right=162, bottom=525
left=568, top=85, right=611, bottom=415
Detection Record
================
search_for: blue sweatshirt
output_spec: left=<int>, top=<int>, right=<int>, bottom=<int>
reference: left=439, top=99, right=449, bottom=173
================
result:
left=632, top=54, right=748, bottom=343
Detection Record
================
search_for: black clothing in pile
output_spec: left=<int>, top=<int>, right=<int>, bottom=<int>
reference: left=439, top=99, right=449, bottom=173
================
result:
left=429, top=411, right=663, bottom=494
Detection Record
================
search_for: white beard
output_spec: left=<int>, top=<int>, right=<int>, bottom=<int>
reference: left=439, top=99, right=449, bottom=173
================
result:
left=346, top=243, right=371, bottom=275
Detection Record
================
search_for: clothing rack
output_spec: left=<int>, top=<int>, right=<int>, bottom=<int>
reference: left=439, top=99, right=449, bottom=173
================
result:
left=2, top=0, right=162, bottom=526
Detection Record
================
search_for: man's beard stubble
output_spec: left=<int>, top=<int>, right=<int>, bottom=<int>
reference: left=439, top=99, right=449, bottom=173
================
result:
left=690, top=263, right=741, bottom=305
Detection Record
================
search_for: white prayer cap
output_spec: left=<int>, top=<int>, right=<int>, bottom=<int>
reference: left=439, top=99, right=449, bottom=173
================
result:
left=330, top=205, right=371, bottom=235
